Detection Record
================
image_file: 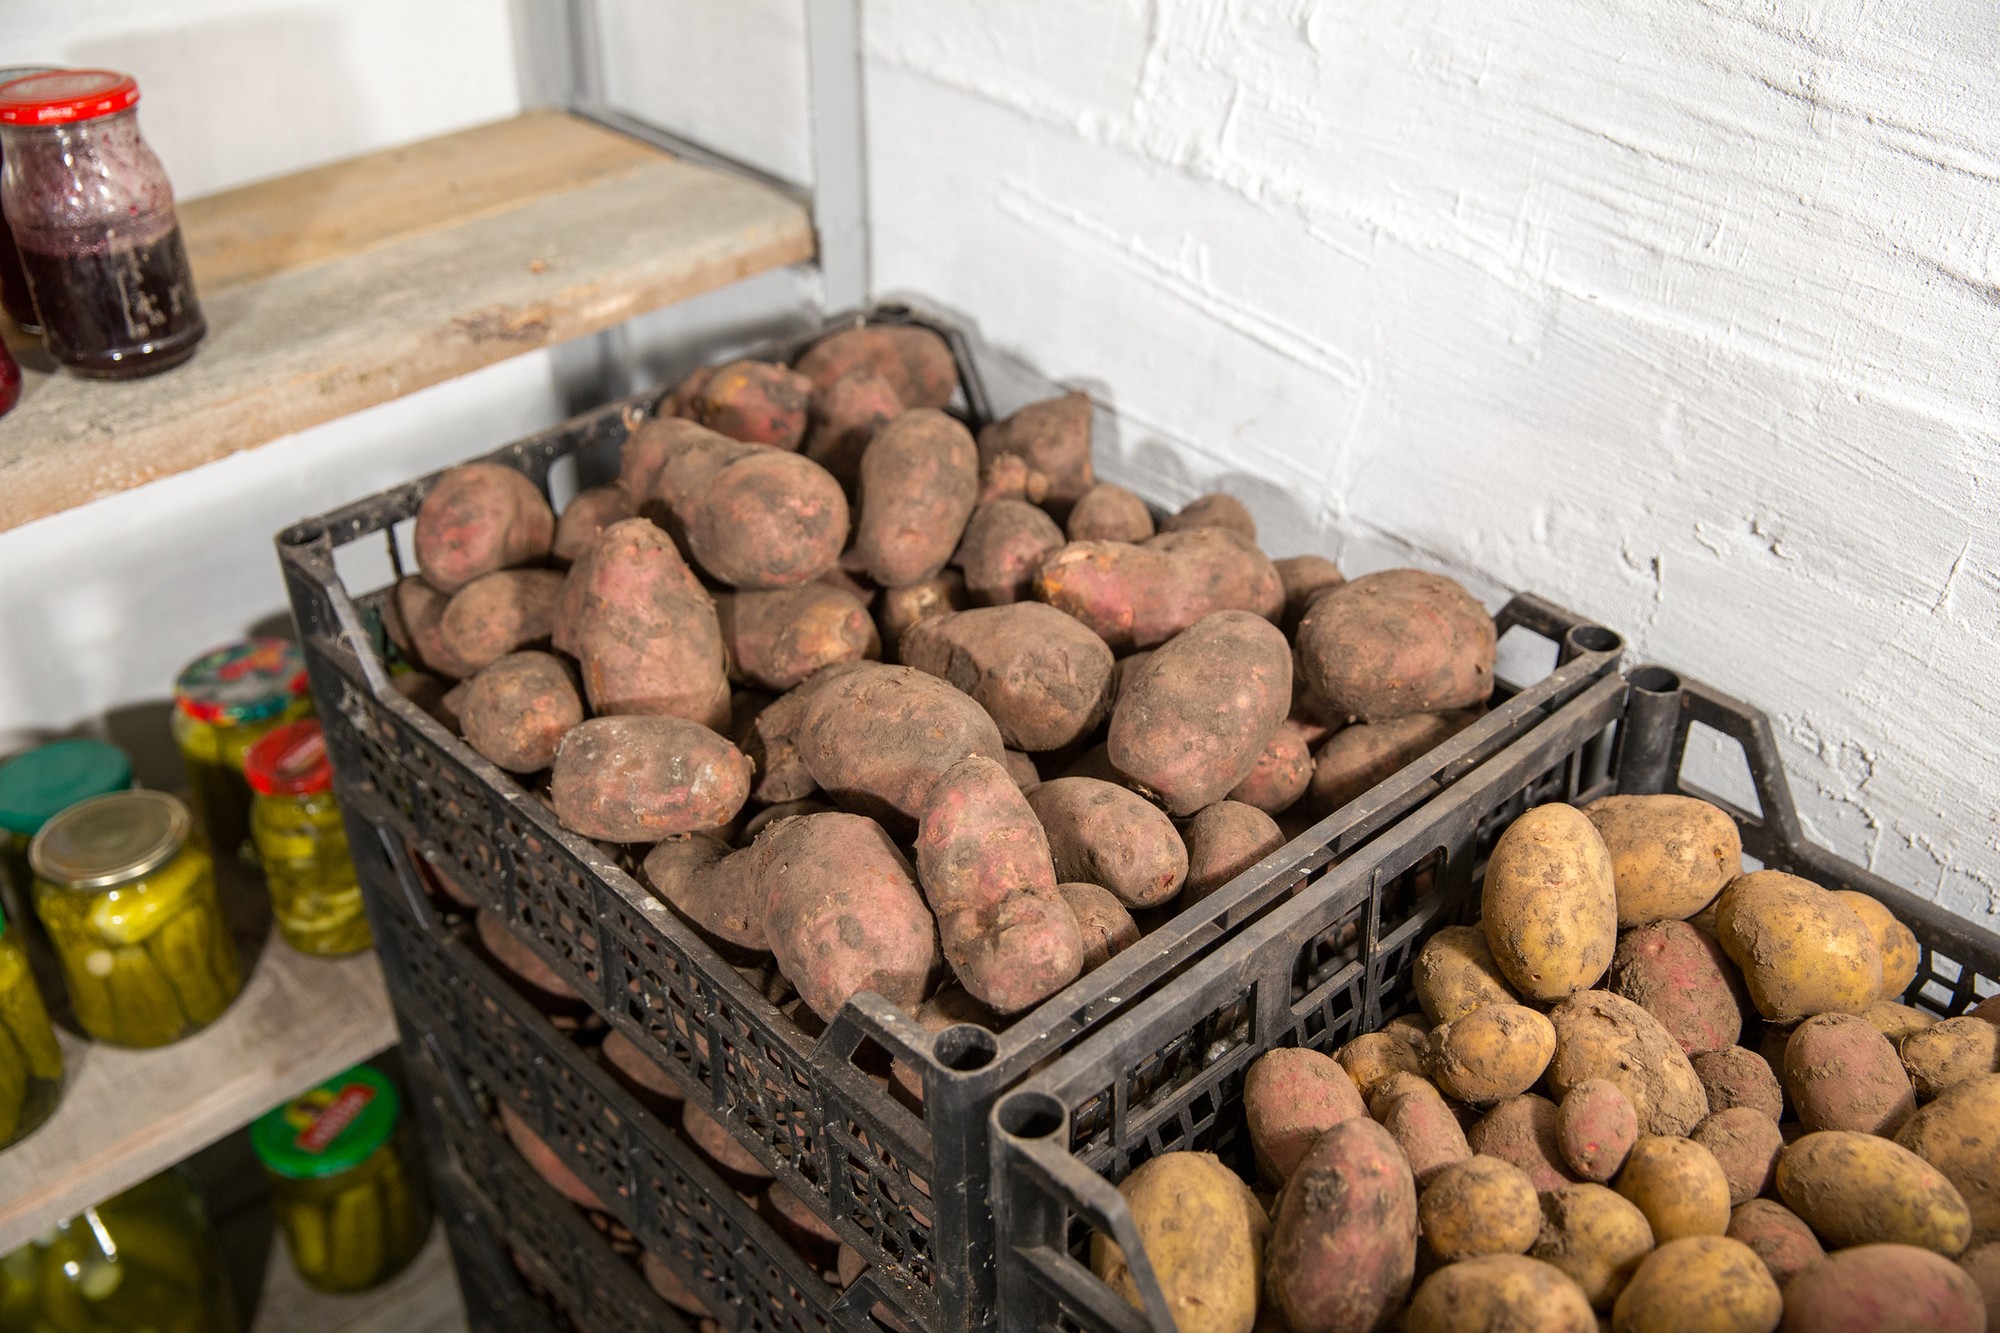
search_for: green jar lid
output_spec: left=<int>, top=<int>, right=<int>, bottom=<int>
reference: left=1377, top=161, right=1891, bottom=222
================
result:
left=253, top=1064, right=400, bottom=1179
left=0, top=739, right=135, bottom=837
left=173, top=638, right=309, bottom=726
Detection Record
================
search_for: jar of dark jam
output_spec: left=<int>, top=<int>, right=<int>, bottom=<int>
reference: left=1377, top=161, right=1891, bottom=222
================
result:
left=0, top=70, right=205, bottom=379
left=0, top=66, right=57, bottom=335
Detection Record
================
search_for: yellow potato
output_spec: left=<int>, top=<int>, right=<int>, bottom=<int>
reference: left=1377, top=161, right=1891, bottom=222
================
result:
left=1419, top=1155, right=1542, bottom=1260
left=1583, top=794, right=1743, bottom=927
left=1531, top=1183, right=1656, bottom=1311
left=1481, top=804, right=1618, bottom=1001
left=1090, top=1152, right=1266, bottom=1333
left=1337, top=1030, right=1423, bottom=1099
left=1896, top=1074, right=2000, bottom=1241
left=1901, top=1016, right=2000, bottom=1101
left=1616, top=1135, right=1732, bottom=1241
left=1713, top=870, right=1882, bottom=1023
left=1406, top=1254, right=1594, bottom=1333
left=1777, top=1129, right=1972, bottom=1256
left=1833, top=890, right=1920, bottom=1000
left=1428, top=1003, right=1557, bottom=1105
left=1864, top=999, right=1938, bottom=1044
left=1610, top=1236, right=1781, bottom=1333
left=1413, top=924, right=1520, bottom=1024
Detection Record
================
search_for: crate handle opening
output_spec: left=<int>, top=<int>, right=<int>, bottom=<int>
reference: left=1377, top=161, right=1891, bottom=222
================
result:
left=995, top=1090, right=1067, bottom=1141
left=1566, top=624, right=1623, bottom=656
left=935, top=1023, right=999, bottom=1073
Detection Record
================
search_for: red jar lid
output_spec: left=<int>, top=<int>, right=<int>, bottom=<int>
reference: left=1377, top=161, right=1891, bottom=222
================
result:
left=0, top=70, right=140, bottom=126
left=245, top=720, right=334, bottom=796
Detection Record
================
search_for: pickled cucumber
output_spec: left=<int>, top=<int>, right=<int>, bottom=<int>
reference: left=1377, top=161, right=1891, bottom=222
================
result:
left=254, top=792, right=371, bottom=957
left=143, top=899, right=240, bottom=1027
left=0, top=952, right=63, bottom=1081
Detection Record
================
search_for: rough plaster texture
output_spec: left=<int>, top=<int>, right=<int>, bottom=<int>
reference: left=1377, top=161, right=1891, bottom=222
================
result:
left=863, top=1, right=1999, bottom=921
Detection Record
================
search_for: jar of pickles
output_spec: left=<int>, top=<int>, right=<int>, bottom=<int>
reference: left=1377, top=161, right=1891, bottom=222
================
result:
left=0, top=738, right=133, bottom=920
left=30, top=791, right=242, bottom=1048
left=171, top=639, right=311, bottom=863
left=245, top=720, right=370, bottom=956
left=253, top=1063, right=432, bottom=1293
left=0, top=1169, right=239, bottom=1333
left=0, top=902, right=62, bottom=1150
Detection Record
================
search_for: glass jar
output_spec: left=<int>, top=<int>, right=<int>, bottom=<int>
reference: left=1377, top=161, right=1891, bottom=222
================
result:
left=246, top=720, right=370, bottom=956
left=0, top=1169, right=239, bottom=1333
left=0, top=903, right=62, bottom=1150
left=0, top=738, right=133, bottom=922
left=0, top=66, right=56, bottom=336
left=254, top=1063, right=432, bottom=1293
left=0, top=70, right=205, bottom=379
left=0, top=336, right=18, bottom=421
left=171, top=638, right=312, bottom=864
left=30, top=791, right=242, bottom=1048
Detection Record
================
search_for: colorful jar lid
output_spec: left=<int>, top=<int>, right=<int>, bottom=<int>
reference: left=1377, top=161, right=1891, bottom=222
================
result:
left=0, top=738, right=134, bottom=837
left=0, top=70, right=139, bottom=126
left=173, top=638, right=309, bottom=726
left=29, top=790, right=191, bottom=890
left=244, top=720, right=333, bottom=797
left=253, top=1064, right=400, bottom=1179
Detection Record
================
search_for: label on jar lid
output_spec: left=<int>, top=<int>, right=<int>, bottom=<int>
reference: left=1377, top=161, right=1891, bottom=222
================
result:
left=253, top=1063, right=400, bottom=1179
left=173, top=638, right=309, bottom=726
left=0, top=70, right=140, bottom=126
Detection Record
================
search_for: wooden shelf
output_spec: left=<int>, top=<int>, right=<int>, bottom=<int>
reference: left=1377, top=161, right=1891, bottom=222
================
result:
left=248, top=1226, right=466, bottom=1333
left=0, top=858, right=399, bottom=1253
left=0, top=109, right=815, bottom=532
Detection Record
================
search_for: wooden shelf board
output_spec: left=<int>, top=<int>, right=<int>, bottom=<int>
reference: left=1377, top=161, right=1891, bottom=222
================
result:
left=0, top=888, right=398, bottom=1253
left=0, top=110, right=815, bottom=533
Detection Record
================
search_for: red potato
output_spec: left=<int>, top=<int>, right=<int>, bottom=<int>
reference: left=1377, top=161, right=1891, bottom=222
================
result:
left=1066, top=483, right=1155, bottom=544
left=1610, top=919, right=1749, bottom=1056
left=640, top=1250, right=708, bottom=1317
left=1778, top=1244, right=1987, bottom=1333
left=977, top=391, right=1095, bottom=512
left=498, top=1102, right=606, bottom=1210
left=1294, top=569, right=1496, bottom=724
left=853, top=409, right=981, bottom=588
left=794, top=324, right=958, bottom=410
left=1162, top=493, right=1255, bottom=541
left=876, top=570, right=966, bottom=661
left=1694, top=1047, right=1786, bottom=1121
left=1108, top=611, right=1292, bottom=815
left=978, top=453, right=1049, bottom=506
left=1027, top=777, right=1188, bottom=908
left=1556, top=1078, right=1639, bottom=1182
left=1692, top=1107, right=1785, bottom=1206
left=436, top=568, right=566, bottom=677
left=955, top=499, right=1067, bottom=605
left=685, top=359, right=813, bottom=449
left=552, top=483, right=637, bottom=564
left=1468, top=1094, right=1577, bottom=1193
left=476, top=910, right=581, bottom=1003
left=549, top=716, right=751, bottom=842
left=759, top=812, right=940, bottom=1021
left=1061, top=882, right=1138, bottom=972
left=1783, top=1012, right=1916, bottom=1135
left=1001, top=750, right=1042, bottom=792
left=1035, top=528, right=1284, bottom=652
left=413, top=462, right=555, bottom=594
left=740, top=798, right=833, bottom=842
left=561, top=518, right=729, bottom=727
left=1725, top=1199, right=1824, bottom=1287
left=391, top=671, right=460, bottom=732
left=1372, top=1078, right=1473, bottom=1185
left=915, top=756, right=1083, bottom=1013
left=621, top=416, right=731, bottom=521
left=1245, top=1047, right=1367, bottom=1185
left=681, top=1103, right=774, bottom=1182
left=600, top=1029, right=683, bottom=1105
left=1181, top=801, right=1286, bottom=902
left=685, top=449, right=850, bottom=589
left=1226, top=724, right=1313, bottom=814
left=761, top=1183, right=841, bottom=1259
left=1306, top=710, right=1475, bottom=815
left=643, top=832, right=770, bottom=952
left=1264, top=1118, right=1418, bottom=1333
left=899, top=603, right=1115, bottom=752
left=663, top=362, right=717, bottom=417
left=795, top=663, right=1007, bottom=836
left=386, top=575, right=458, bottom=677
left=805, top=369, right=904, bottom=492
left=459, top=652, right=583, bottom=773
left=717, top=583, right=879, bottom=692
left=1274, top=555, right=1345, bottom=629
left=735, top=661, right=871, bottom=805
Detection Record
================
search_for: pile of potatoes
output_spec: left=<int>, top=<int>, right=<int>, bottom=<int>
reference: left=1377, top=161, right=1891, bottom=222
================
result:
left=1091, top=795, right=2000, bottom=1333
left=384, top=322, right=1505, bottom=1034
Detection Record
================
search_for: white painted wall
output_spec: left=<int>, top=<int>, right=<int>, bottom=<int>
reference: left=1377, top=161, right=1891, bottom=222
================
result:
left=862, top=1, right=2000, bottom=921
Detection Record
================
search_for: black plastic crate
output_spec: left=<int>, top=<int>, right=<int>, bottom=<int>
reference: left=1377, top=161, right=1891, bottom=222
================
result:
left=277, top=301, right=1625, bottom=1333
left=990, top=665, right=2000, bottom=1333
left=355, top=818, right=894, bottom=1333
